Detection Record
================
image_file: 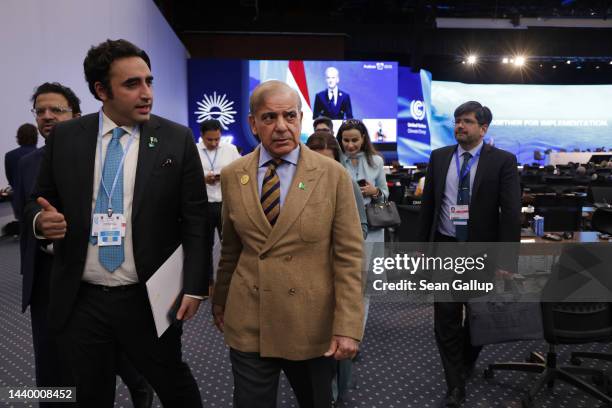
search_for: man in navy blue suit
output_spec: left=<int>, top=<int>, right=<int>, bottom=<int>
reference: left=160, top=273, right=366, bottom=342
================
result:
left=4, top=124, right=38, bottom=191
left=14, top=82, right=82, bottom=405
left=313, top=67, right=353, bottom=120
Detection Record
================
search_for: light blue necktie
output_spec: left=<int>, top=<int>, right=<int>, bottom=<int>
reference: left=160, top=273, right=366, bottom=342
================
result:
left=94, top=127, right=126, bottom=272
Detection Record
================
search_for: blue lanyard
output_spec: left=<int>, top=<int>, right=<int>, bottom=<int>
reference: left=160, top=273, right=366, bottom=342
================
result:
left=455, top=146, right=482, bottom=183
left=97, top=110, right=136, bottom=216
left=203, top=147, right=218, bottom=172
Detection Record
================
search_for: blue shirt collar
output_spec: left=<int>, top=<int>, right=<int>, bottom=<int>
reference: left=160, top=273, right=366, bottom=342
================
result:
left=259, top=144, right=300, bottom=167
left=457, top=140, right=484, bottom=157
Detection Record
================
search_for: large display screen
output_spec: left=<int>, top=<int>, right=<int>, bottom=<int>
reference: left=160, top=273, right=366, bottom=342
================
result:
left=430, top=81, right=612, bottom=164
left=249, top=60, right=398, bottom=143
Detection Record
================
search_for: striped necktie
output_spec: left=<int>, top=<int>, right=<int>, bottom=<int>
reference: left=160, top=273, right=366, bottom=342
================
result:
left=261, top=159, right=282, bottom=226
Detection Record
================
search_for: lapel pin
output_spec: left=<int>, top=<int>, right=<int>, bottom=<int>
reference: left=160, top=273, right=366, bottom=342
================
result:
left=148, top=136, right=158, bottom=148
left=240, top=175, right=250, bottom=185
left=298, top=182, right=306, bottom=190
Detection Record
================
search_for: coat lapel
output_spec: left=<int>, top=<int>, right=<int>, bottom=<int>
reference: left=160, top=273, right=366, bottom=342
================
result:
left=237, top=146, right=271, bottom=237
left=436, top=146, right=456, bottom=203
left=471, top=143, right=491, bottom=200
left=132, top=116, right=162, bottom=219
left=261, top=146, right=323, bottom=255
left=76, top=114, right=98, bottom=225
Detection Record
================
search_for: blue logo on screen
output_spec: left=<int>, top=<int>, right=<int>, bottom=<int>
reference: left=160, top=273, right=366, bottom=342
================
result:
left=410, top=100, right=425, bottom=121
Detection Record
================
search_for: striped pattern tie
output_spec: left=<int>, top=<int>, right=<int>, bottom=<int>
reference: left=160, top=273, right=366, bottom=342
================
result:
left=261, top=159, right=282, bottom=226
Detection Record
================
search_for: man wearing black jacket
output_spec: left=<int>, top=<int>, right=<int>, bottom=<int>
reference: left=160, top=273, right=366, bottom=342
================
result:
left=417, top=101, right=521, bottom=407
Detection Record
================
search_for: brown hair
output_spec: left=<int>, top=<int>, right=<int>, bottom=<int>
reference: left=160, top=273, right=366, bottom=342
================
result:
left=306, top=131, right=341, bottom=162
left=336, top=119, right=379, bottom=167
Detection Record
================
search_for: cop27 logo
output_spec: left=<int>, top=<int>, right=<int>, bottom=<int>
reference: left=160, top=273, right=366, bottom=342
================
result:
left=410, top=100, right=425, bottom=121
left=194, top=91, right=237, bottom=130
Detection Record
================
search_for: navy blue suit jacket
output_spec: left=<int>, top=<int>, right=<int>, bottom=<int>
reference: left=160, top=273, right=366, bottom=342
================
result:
left=15, top=147, right=46, bottom=312
left=5, top=145, right=37, bottom=188
left=313, top=89, right=353, bottom=120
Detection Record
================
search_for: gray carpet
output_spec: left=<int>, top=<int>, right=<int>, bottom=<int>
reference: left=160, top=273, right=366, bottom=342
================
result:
left=1, top=237, right=612, bottom=407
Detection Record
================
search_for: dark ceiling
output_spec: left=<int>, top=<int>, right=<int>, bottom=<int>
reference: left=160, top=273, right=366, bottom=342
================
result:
left=154, top=0, right=612, bottom=84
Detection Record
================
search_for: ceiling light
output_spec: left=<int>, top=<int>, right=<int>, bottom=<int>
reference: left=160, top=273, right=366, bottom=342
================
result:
left=502, top=57, right=509, bottom=64
left=566, top=60, right=572, bottom=64
left=514, top=56, right=526, bottom=66
left=467, top=55, right=477, bottom=64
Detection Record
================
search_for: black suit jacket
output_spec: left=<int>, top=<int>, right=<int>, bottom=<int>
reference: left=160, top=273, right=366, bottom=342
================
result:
left=24, top=113, right=208, bottom=331
left=416, top=143, right=521, bottom=243
left=313, top=89, right=353, bottom=120
left=16, top=147, right=47, bottom=312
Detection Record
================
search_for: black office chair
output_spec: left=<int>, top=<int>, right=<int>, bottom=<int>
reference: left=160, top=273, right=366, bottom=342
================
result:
left=484, top=245, right=612, bottom=407
left=484, top=301, right=612, bottom=407
left=569, top=208, right=612, bottom=367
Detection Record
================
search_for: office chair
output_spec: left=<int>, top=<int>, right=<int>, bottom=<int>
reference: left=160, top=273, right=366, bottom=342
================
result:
left=484, top=302, right=612, bottom=407
left=484, top=248, right=612, bottom=407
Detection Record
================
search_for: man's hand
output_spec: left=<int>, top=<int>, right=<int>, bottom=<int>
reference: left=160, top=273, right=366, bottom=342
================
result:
left=205, top=173, right=217, bottom=185
left=35, top=197, right=67, bottom=239
left=176, top=295, right=201, bottom=321
left=212, top=304, right=225, bottom=333
left=324, top=335, right=359, bottom=360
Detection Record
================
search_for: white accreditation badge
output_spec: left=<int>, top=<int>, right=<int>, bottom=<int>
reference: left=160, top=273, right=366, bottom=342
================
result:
left=92, top=213, right=126, bottom=246
left=450, top=205, right=469, bottom=226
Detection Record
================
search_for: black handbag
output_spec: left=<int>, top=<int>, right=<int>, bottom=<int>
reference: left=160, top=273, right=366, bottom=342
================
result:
left=467, top=280, right=543, bottom=346
left=365, top=197, right=401, bottom=228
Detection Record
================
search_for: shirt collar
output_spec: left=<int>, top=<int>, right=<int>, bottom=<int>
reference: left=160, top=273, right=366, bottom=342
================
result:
left=457, top=140, right=483, bottom=157
left=100, top=109, right=140, bottom=139
left=259, top=144, right=300, bottom=167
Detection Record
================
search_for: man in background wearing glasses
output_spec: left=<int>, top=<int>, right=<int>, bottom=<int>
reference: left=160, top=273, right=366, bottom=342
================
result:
left=16, top=82, right=155, bottom=408
left=12, top=82, right=81, bottom=404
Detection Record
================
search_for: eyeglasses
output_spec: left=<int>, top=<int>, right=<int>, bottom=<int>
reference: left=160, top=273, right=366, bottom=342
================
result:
left=31, top=106, right=72, bottom=117
left=454, top=118, right=479, bottom=126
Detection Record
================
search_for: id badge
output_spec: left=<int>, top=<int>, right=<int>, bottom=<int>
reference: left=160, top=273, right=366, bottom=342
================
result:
left=450, top=205, right=469, bottom=225
left=92, top=213, right=126, bottom=246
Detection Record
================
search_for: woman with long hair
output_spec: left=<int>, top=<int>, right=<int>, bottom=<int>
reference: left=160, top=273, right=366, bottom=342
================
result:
left=336, top=119, right=389, bottom=243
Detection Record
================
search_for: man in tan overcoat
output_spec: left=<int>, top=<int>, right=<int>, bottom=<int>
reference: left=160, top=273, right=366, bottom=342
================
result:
left=212, top=80, right=364, bottom=408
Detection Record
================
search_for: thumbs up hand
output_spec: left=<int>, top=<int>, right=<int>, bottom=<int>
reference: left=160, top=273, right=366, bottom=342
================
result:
left=35, top=197, right=67, bottom=239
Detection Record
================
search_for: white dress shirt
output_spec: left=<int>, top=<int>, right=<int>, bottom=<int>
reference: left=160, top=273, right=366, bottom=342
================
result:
left=437, top=141, right=483, bottom=238
left=81, top=110, right=140, bottom=286
left=197, top=141, right=241, bottom=203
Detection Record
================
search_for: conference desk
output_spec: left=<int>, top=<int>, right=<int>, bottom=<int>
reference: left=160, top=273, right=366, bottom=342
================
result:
left=521, top=231, right=603, bottom=243
left=547, top=152, right=611, bottom=166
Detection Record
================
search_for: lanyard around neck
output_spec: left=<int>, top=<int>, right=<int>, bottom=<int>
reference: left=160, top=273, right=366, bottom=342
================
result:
left=97, top=110, right=137, bottom=216
left=454, top=146, right=482, bottom=182
left=203, top=147, right=218, bottom=172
